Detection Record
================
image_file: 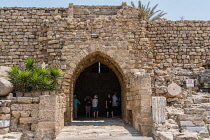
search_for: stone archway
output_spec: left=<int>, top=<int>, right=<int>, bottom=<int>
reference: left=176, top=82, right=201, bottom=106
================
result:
left=64, top=51, right=128, bottom=123
left=62, top=51, right=152, bottom=136
left=74, top=62, right=122, bottom=117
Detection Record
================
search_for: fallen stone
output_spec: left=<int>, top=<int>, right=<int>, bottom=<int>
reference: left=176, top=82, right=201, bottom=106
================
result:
left=158, top=131, right=173, bottom=140
left=173, top=132, right=198, bottom=140
left=186, top=126, right=207, bottom=132
left=0, top=78, right=13, bottom=96
left=167, top=82, right=182, bottom=97
left=199, top=130, right=209, bottom=138
left=0, top=66, right=10, bottom=78
left=180, top=121, right=195, bottom=127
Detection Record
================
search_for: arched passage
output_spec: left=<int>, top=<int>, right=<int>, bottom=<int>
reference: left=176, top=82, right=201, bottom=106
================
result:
left=74, top=62, right=122, bottom=117
left=65, top=51, right=127, bottom=123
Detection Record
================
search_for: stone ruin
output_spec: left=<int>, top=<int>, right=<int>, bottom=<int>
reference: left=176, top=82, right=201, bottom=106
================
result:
left=0, top=2, right=210, bottom=140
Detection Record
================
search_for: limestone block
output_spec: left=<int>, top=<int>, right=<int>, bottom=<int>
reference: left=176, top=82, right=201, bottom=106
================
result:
left=0, top=114, right=10, bottom=120
left=0, top=128, right=9, bottom=135
left=167, top=82, right=182, bottom=97
left=184, top=108, right=205, bottom=114
left=152, top=97, right=166, bottom=124
left=0, top=78, right=14, bottom=96
left=36, top=129, right=55, bottom=140
left=22, top=104, right=38, bottom=111
left=0, top=100, right=11, bottom=107
left=178, top=114, right=204, bottom=121
left=16, top=97, right=33, bottom=104
left=192, top=120, right=205, bottom=126
left=158, top=131, right=173, bottom=140
left=11, top=104, right=22, bottom=111
left=19, top=117, right=37, bottom=124
left=37, top=122, right=55, bottom=129
left=180, top=121, right=195, bottom=127
left=12, top=111, right=21, bottom=118
left=0, top=107, right=10, bottom=114
left=173, top=132, right=198, bottom=140
left=0, top=66, right=10, bottom=77
left=20, top=111, right=31, bottom=117
left=186, top=126, right=207, bottom=132
left=199, top=130, right=209, bottom=138
left=0, top=120, right=10, bottom=128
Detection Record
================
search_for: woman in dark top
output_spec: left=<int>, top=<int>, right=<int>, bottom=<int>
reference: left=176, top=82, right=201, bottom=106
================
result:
left=106, top=93, right=113, bottom=118
left=84, top=96, right=92, bottom=117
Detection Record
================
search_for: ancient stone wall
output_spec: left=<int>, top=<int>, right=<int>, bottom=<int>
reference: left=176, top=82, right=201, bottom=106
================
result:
left=72, top=5, right=122, bottom=18
left=0, top=100, right=11, bottom=134
left=129, top=69, right=152, bottom=136
left=148, top=20, right=210, bottom=70
left=0, top=7, right=67, bottom=66
left=1, top=3, right=210, bottom=139
left=36, top=94, right=66, bottom=139
left=0, top=93, right=66, bottom=139
left=10, top=97, right=39, bottom=139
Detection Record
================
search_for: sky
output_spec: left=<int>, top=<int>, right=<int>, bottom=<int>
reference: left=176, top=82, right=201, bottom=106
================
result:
left=0, top=0, right=210, bottom=21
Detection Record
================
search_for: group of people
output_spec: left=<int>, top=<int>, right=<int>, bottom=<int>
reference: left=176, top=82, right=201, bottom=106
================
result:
left=73, top=92, right=120, bottom=119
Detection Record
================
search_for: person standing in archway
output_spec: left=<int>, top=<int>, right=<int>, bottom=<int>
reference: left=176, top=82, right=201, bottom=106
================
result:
left=92, top=95, right=98, bottom=119
left=73, top=95, right=81, bottom=119
left=112, top=92, right=119, bottom=116
left=84, top=96, right=92, bottom=117
left=106, top=93, right=113, bottom=118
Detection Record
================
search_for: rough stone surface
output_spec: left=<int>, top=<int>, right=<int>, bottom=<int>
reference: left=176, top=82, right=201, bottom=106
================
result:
left=0, top=78, right=13, bottom=96
left=0, top=66, right=10, bottom=78
left=56, top=118, right=153, bottom=140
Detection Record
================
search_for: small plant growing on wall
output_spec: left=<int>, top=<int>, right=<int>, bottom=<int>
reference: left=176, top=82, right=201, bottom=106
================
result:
left=7, top=58, right=62, bottom=92
left=198, top=137, right=204, bottom=140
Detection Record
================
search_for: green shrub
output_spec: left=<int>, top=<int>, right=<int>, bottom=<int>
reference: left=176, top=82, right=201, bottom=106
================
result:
left=7, top=58, right=62, bottom=92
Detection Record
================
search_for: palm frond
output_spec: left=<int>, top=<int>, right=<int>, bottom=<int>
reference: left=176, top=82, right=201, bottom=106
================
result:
left=131, top=0, right=167, bottom=21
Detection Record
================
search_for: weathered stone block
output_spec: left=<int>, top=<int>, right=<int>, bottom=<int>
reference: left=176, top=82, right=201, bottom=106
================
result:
left=19, top=117, right=37, bottom=124
left=180, top=121, right=195, bottom=127
left=11, top=104, right=22, bottom=111
left=37, top=122, right=55, bottom=129
left=173, top=132, right=198, bottom=140
left=158, top=131, right=173, bottom=140
left=0, top=120, right=10, bottom=128
left=12, top=111, right=21, bottom=118
left=16, top=97, right=33, bottom=104
left=0, top=114, right=10, bottom=120
left=0, top=77, right=14, bottom=96
left=0, top=128, right=9, bottom=135
left=186, top=126, right=207, bottom=132
left=20, top=111, right=31, bottom=117
left=0, top=107, right=10, bottom=113
left=152, top=97, right=166, bottom=124
left=22, top=104, right=38, bottom=111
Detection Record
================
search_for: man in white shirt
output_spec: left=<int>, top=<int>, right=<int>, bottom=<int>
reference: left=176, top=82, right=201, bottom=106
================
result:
left=112, top=92, right=119, bottom=116
left=92, top=95, right=98, bottom=119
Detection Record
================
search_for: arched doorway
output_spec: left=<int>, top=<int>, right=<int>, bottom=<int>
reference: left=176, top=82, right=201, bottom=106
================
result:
left=74, top=62, right=122, bottom=118
left=65, top=52, right=127, bottom=123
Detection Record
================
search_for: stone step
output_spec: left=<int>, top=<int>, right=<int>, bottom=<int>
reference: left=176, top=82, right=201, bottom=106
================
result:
left=0, top=132, right=22, bottom=140
left=56, top=118, right=147, bottom=140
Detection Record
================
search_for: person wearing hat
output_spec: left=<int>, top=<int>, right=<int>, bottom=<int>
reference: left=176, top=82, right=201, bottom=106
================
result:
left=73, top=95, right=81, bottom=119
left=92, top=95, right=98, bottom=119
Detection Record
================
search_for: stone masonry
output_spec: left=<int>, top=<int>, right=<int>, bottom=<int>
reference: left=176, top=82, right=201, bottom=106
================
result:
left=0, top=2, right=210, bottom=139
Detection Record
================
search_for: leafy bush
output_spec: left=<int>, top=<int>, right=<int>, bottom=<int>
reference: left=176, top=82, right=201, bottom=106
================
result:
left=7, top=58, right=62, bottom=92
